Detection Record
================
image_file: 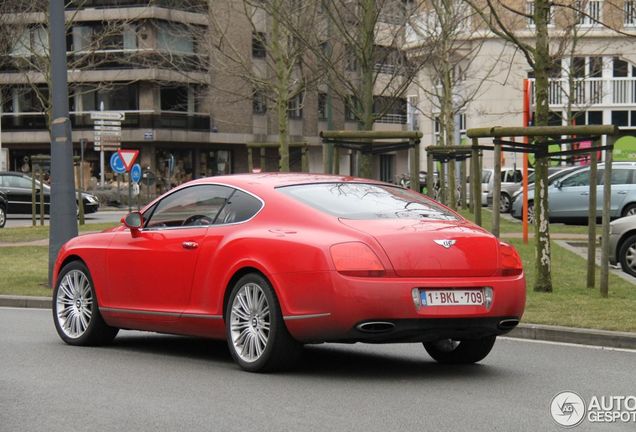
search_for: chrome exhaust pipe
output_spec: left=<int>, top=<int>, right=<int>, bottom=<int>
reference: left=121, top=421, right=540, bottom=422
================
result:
left=498, top=319, right=519, bottom=330
left=356, top=321, right=395, bottom=333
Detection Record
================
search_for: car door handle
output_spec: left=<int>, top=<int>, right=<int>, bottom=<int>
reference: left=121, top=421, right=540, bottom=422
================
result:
left=618, top=191, right=627, bottom=195
left=182, top=241, right=199, bottom=250
left=580, top=192, right=589, bottom=196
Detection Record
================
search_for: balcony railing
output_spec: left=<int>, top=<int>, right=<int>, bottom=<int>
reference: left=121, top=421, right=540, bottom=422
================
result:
left=529, top=77, right=636, bottom=108
left=0, top=111, right=211, bottom=131
left=375, top=113, right=407, bottom=124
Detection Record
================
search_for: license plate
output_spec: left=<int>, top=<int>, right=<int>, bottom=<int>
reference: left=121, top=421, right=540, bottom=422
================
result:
left=421, top=289, right=484, bottom=306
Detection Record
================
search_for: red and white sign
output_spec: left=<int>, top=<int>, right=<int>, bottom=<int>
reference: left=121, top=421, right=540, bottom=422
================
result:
left=117, top=149, right=139, bottom=172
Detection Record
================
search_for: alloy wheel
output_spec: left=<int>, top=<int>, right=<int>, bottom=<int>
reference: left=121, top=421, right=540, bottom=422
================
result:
left=624, top=242, right=636, bottom=274
left=55, top=269, right=94, bottom=339
left=229, top=282, right=271, bottom=363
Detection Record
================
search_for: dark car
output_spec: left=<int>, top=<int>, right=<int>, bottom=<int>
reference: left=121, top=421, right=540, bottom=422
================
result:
left=0, top=190, right=7, bottom=228
left=0, top=171, right=99, bottom=215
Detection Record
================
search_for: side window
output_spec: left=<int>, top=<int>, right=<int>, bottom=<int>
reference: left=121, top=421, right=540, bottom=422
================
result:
left=511, top=170, right=523, bottom=183
left=611, top=169, right=631, bottom=185
left=561, top=170, right=590, bottom=187
left=145, top=185, right=233, bottom=229
left=214, top=189, right=262, bottom=224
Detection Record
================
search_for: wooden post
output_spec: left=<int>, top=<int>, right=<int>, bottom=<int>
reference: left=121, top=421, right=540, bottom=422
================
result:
left=409, top=139, right=419, bottom=192
left=247, top=147, right=253, bottom=173
left=471, top=138, right=481, bottom=227
left=586, top=144, right=598, bottom=289
left=31, top=170, right=36, bottom=227
left=260, top=147, right=266, bottom=172
left=460, top=159, right=467, bottom=210
left=600, top=144, right=612, bottom=297
left=301, top=145, right=309, bottom=173
left=493, top=140, right=501, bottom=238
left=39, top=169, right=45, bottom=226
left=333, top=147, right=340, bottom=175
left=426, top=152, right=434, bottom=198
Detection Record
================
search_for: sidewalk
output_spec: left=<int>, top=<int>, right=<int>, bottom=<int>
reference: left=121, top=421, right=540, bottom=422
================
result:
left=2, top=294, right=634, bottom=350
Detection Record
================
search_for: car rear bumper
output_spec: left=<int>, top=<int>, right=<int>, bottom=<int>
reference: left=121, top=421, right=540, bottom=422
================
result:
left=280, top=271, right=526, bottom=343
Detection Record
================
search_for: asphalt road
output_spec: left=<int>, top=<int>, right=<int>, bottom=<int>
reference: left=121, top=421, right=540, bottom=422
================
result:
left=1, top=308, right=634, bottom=432
left=4, top=210, right=127, bottom=228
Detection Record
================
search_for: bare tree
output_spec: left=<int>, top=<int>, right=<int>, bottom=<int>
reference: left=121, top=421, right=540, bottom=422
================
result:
left=463, top=0, right=628, bottom=292
left=407, top=0, right=507, bottom=209
left=291, top=0, right=432, bottom=178
left=207, top=0, right=323, bottom=172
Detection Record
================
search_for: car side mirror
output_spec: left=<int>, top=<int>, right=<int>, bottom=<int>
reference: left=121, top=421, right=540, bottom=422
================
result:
left=122, top=211, right=143, bottom=234
left=554, top=180, right=562, bottom=189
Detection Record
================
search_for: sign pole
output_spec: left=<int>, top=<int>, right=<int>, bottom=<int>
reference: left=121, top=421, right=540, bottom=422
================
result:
left=99, top=102, right=105, bottom=188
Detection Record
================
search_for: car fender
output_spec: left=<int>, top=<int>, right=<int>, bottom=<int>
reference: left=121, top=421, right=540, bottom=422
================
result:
left=189, top=228, right=343, bottom=318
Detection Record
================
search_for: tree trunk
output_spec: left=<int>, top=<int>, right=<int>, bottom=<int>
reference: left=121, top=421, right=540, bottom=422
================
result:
left=357, top=0, right=377, bottom=178
left=533, top=0, right=552, bottom=292
left=271, top=2, right=290, bottom=172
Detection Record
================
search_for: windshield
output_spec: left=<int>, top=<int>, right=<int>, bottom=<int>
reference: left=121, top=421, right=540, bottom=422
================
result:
left=278, top=183, right=459, bottom=221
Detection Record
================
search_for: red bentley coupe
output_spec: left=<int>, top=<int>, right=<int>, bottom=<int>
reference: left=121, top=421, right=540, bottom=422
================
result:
left=52, top=174, right=525, bottom=372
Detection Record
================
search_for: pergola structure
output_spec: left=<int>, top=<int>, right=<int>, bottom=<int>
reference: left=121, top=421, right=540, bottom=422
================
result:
left=246, top=142, right=309, bottom=173
left=320, top=130, right=423, bottom=188
left=466, top=125, right=618, bottom=295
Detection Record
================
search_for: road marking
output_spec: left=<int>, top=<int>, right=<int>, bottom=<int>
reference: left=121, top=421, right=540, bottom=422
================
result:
left=500, top=336, right=636, bottom=353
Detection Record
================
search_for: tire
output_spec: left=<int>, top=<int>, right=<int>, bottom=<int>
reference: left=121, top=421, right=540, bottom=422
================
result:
left=622, top=203, right=636, bottom=218
left=225, top=273, right=302, bottom=372
left=0, top=205, right=6, bottom=228
left=52, top=261, right=118, bottom=346
left=500, top=193, right=512, bottom=213
left=618, top=234, right=636, bottom=278
left=527, top=201, right=535, bottom=225
left=424, top=336, right=497, bottom=364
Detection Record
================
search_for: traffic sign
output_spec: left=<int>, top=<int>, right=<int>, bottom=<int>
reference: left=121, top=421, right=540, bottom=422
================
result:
left=118, top=149, right=139, bottom=172
left=94, top=120, right=122, bottom=126
left=91, top=111, right=125, bottom=121
left=94, top=130, right=121, bottom=137
left=110, top=152, right=126, bottom=174
left=94, top=126, right=122, bottom=132
left=130, top=163, right=142, bottom=183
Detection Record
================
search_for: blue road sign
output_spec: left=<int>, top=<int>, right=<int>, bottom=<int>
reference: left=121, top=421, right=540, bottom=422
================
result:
left=130, top=163, right=142, bottom=183
left=110, top=152, right=126, bottom=174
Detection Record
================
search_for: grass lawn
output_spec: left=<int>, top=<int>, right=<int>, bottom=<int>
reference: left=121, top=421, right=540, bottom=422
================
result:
left=509, top=239, right=636, bottom=332
left=0, top=222, right=117, bottom=243
left=0, top=217, right=634, bottom=332
left=456, top=208, right=600, bottom=236
left=0, top=246, right=51, bottom=296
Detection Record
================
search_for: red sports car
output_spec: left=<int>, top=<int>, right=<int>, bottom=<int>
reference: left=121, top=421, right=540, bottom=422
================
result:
left=52, top=173, right=525, bottom=372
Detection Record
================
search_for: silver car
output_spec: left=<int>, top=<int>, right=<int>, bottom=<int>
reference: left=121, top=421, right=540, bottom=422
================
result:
left=482, top=167, right=534, bottom=212
left=609, top=214, right=636, bottom=277
left=511, top=162, right=636, bottom=222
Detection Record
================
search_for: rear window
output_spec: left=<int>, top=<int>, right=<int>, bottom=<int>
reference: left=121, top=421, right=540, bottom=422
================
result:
left=278, top=183, right=459, bottom=221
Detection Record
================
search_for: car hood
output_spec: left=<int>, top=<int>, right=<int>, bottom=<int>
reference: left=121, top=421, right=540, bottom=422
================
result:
left=339, top=218, right=501, bottom=277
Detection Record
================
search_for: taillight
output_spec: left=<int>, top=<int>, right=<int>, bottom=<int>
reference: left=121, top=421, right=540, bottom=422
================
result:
left=499, top=242, right=523, bottom=276
left=330, top=242, right=385, bottom=277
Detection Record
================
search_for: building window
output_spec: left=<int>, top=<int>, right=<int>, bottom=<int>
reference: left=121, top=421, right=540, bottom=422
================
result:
left=434, top=113, right=466, bottom=144
left=625, top=0, right=636, bottom=26
left=288, top=93, right=303, bottom=119
left=577, top=0, right=602, bottom=26
left=344, top=96, right=358, bottom=122
left=318, top=93, right=327, bottom=120
left=252, top=32, right=266, bottom=58
left=526, top=1, right=554, bottom=27
left=161, top=86, right=189, bottom=112
left=345, top=45, right=358, bottom=71
left=253, top=89, right=267, bottom=114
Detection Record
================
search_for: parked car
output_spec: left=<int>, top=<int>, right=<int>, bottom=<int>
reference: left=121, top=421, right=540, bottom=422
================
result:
left=482, top=167, right=534, bottom=212
left=510, top=166, right=581, bottom=203
left=0, top=191, right=7, bottom=228
left=609, top=214, right=636, bottom=277
left=511, top=162, right=636, bottom=223
left=52, top=173, right=526, bottom=372
left=0, top=171, right=99, bottom=215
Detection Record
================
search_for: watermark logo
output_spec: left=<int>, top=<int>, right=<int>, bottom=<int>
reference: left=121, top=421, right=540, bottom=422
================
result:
left=550, top=391, right=586, bottom=428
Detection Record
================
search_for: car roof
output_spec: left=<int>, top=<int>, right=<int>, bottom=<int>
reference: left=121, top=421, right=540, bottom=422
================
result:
left=185, top=173, right=386, bottom=192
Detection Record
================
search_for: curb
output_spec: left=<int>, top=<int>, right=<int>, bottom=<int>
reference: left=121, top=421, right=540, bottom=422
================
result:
left=1, top=295, right=635, bottom=350
left=0, top=295, right=52, bottom=309
left=507, top=323, right=636, bottom=350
